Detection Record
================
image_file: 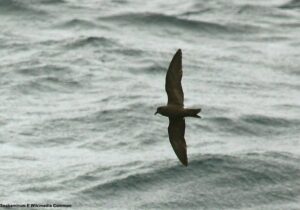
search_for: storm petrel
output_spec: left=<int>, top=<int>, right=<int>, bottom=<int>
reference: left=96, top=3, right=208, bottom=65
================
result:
left=155, top=49, right=201, bottom=166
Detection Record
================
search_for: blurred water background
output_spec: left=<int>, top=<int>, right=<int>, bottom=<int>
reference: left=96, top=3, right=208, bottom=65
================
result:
left=0, top=0, right=300, bottom=209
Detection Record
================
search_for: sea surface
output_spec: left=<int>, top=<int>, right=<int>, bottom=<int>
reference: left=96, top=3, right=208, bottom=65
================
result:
left=0, top=0, right=300, bottom=209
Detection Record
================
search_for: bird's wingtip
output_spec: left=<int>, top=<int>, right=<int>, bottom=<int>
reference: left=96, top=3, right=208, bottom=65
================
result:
left=173, top=49, right=182, bottom=59
left=181, top=158, right=188, bottom=167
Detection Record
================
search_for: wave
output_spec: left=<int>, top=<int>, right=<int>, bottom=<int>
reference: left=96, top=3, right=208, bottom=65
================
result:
left=111, top=48, right=146, bottom=57
left=0, top=0, right=47, bottom=15
left=55, top=18, right=98, bottom=29
left=240, top=114, right=298, bottom=127
left=13, top=76, right=82, bottom=94
left=2, top=155, right=38, bottom=161
left=39, top=0, right=66, bottom=4
left=18, top=64, right=72, bottom=77
left=14, top=63, right=82, bottom=93
left=236, top=4, right=291, bottom=19
left=63, top=36, right=117, bottom=49
left=129, top=62, right=166, bottom=74
left=274, top=103, right=300, bottom=110
left=76, top=152, right=300, bottom=208
left=0, top=0, right=26, bottom=10
left=237, top=5, right=271, bottom=14
left=98, top=12, right=242, bottom=34
left=205, top=114, right=299, bottom=137
left=21, top=185, right=62, bottom=193
left=91, top=105, right=154, bottom=129
left=280, top=0, right=300, bottom=9
left=141, top=63, right=166, bottom=73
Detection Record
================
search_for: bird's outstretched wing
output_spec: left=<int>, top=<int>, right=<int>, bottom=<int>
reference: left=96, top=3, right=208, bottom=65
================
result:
left=168, top=118, right=188, bottom=166
left=165, top=49, right=184, bottom=107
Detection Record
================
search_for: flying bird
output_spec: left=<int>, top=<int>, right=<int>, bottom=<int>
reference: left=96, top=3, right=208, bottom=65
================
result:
left=155, top=49, right=201, bottom=166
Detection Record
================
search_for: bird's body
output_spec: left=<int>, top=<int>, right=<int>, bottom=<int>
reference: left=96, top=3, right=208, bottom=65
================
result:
left=156, top=105, right=201, bottom=119
left=155, top=49, right=201, bottom=166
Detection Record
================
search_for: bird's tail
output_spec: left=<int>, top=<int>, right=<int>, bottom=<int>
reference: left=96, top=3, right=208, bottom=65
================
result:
left=185, top=108, right=201, bottom=118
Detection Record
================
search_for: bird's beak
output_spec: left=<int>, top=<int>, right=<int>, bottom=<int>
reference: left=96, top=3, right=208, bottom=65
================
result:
left=154, top=111, right=158, bottom=115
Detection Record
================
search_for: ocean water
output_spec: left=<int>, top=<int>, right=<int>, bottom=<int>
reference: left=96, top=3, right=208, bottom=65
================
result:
left=0, top=0, right=300, bottom=209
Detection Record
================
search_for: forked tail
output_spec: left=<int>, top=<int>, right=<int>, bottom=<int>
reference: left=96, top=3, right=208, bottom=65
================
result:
left=185, top=108, right=201, bottom=118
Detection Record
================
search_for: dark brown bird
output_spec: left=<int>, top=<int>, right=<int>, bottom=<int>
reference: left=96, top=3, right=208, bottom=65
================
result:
left=155, top=49, right=201, bottom=166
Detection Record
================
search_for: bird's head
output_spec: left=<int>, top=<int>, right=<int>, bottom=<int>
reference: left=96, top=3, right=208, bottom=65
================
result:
left=154, top=107, right=163, bottom=115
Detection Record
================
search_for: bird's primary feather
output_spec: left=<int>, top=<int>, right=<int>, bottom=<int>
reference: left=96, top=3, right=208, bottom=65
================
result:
left=165, top=49, right=184, bottom=107
left=168, top=117, right=188, bottom=166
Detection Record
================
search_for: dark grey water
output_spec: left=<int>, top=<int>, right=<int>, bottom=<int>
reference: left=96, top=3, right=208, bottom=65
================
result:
left=1, top=0, right=300, bottom=209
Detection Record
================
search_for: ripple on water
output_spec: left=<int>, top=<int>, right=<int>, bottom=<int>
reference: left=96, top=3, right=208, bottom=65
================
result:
left=74, top=153, right=300, bottom=209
